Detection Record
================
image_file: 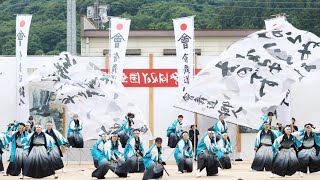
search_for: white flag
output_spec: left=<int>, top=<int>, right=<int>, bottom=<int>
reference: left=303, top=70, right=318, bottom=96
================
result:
left=16, top=14, right=32, bottom=122
left=175, top=18, right=320, bottom=129
left=109, top=17, right=131, bottom=81
left=276, top=89, right=292, bottom=126
left=173, top=16, right=195, bottom=126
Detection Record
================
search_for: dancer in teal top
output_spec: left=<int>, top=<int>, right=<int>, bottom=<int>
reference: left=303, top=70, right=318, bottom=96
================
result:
left=196, top=127, right=219, bottom=177
left=117, top=113, right=135, bottom=148
left=166, top=115, right=183, bottom=148
left=142, top=137, right=165, bottom=180
left=124, top=129, right=145, bottom=173
left=174, top=131, right=193, bottom=173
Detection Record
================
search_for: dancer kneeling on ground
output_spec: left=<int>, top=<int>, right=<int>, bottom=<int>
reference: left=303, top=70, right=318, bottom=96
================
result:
left=142, top=137, right=165, bottom=180
left=166, top=115, right=183, bottom=148
left=124, top=129, right=145, bottom=173
left=174, top=131, right=193, bottom=173
left=216, top=132, right=232, bottom=169
left=94, top=132, right=128, bottom=179
left=271, top=125, right=301, bottom=178
left=196, top=127, right=219, bottom=177
left=22, top=124, right=57, bottom=179
left=91, top=133, right=110, bottom=179
left=251, top=121, right=278, bottom=171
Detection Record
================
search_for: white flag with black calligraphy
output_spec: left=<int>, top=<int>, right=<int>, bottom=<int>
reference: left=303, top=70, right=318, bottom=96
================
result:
left=16, top=14, right=32, bottom=122
left=109, top=17, right=131, bottom=82
left=21, top=52, right=152, bottom=140
left=175, top=17, right=320, bottom=129
left=173, top=16, right=195, bottom=126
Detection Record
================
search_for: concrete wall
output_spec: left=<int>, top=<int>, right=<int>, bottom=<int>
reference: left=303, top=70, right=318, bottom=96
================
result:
left=81, top=36, right=240, bottom=57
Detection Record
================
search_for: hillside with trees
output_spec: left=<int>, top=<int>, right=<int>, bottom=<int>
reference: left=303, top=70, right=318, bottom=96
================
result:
left=0, top=0, right=319, bottom=55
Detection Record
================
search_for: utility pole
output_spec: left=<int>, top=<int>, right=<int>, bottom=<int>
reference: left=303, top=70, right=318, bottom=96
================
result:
left=87, top=0, right=109, bottom=29
left=67, top=0, right=77, bottom=55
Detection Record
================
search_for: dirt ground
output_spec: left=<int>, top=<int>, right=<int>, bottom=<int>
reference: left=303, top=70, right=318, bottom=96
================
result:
left=1, top=161, right=320, bottom=180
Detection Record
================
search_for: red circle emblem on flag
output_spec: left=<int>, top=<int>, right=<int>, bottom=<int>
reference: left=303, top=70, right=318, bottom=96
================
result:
left=117, top=23, right=123, bottom=30
left=180, top=23, right=187, bottom=31
left=20, top=20, right=25, bottom=27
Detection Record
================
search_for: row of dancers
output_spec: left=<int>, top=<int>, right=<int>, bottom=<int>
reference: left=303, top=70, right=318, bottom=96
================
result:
left=1, top=112, right=320, bottom=179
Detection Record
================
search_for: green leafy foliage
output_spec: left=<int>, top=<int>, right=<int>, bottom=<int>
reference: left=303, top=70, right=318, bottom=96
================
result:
left=0, top=0, right=319, bottom=55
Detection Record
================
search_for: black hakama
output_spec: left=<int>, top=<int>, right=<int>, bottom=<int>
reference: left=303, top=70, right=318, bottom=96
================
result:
left=68, top=132, right=83, bottom=148
left=219, top=154, right=231, bottom=169
left=6, top=136, right=28, bottom=176
left=142, top=161, right=163, bottom=180
left=46, top=130, right=64, bottom=171
left=177, top=154, right=193, bottom=172
left=251, top=131, right=274, bottom=171
left=272, top=135, right=300, bottom=176
left=23, top=133, right=55, bottom=178
left=92, top=159, right=128, bottom=178
left=197, top=150, right=218, bottom=176
left=0, top=151, right=3, bottom=172
left=297, top=135, right=320, bottom=173
left=126, top=156, right=144, bottom=173
left=167, top=133, right=179, bottom=148
left=118, top=131, right=129, bottom=149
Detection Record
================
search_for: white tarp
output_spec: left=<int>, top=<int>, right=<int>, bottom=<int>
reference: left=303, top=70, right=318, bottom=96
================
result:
left=175, top=17, right=320, bottom=129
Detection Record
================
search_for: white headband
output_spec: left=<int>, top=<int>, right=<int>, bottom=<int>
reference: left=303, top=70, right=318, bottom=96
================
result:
left=35, top=125, right=42, bottom=129
left=208, top=131, right=214, bottom=134
left=284, top=127, right=291, bottom=131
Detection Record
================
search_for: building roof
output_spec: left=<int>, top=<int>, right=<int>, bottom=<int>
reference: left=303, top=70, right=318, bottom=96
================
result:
left=81, top=16, right=261, bottom=38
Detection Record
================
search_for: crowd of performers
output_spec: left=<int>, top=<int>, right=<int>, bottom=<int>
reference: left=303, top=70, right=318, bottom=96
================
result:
left=251, top=112, right=320, bottom=178
left=0, top=112, right=320, bottom=179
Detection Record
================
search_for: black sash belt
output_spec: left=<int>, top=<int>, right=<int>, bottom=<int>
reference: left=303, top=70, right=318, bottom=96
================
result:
left=16, top=145, right=22, bottom=148
left=33, top=144, right=45, bottom=147
left=261, top=143, right=272, bottom=146
left=303, top=146, right=314, bottom=149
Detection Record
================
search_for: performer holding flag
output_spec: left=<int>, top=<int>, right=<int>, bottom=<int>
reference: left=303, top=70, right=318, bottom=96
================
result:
left=166, top=115, right=183, bottom=148
left=174, top=131, right=193, bottom=173
left=124, top=129, right=145, bottom=173
left=196, top=127, right=219, bottom=177
left=117, top=113, right=135, bottom=148
left=142, top=137, right=165, bottom=180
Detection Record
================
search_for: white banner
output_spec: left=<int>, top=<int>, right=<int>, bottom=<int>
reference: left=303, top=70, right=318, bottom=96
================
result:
left=173, top=16, right=195, bottom=126
left=175, top=17, right=320, bottom=129
left=16, top=14, right=32, bottom=122
left=109, top=17, right=131, bottom=81
left=276, top=89, right=292, bottom=126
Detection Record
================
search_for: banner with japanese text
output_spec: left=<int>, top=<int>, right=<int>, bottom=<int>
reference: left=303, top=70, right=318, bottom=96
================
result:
left=109, top=17, right=131, bottom=81
left=173, top=16, right=195, bottom=126
left=16, top=14, right=32, bottom=122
